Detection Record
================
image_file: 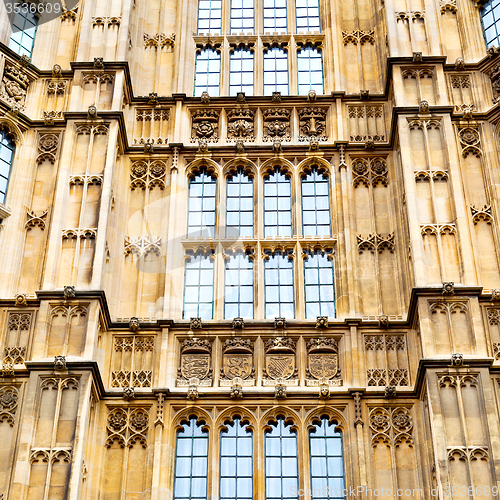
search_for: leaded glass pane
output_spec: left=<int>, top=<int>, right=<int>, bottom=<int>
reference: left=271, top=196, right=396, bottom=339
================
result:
left=9, top=4, right=37, bottom=57
left=197, top=0, right=222, bottom=34
left=183, top=254, right=215, bottom=319
left=481, top=0, right=500, bottom=47
left=297, top=47, right=324, bottom=95
left=229, top=49, right=255, bottom=96
left=264, top=252, right=295, bottom=319
left=224, top=252, right=254, bottom=318
left=263, top=0, right=287, bottom=33
left=295, top=0, right=320, bottom=33
left=188, top=172, right=217, bottom=236
left=195, top=50, right=221, bottom=97
left=264, top=48, right=289, bottom=95
left=220, top=418, right=253, bottom=500
left=301, top=169, right=331, bottom=237
left=0, top=130, right=15, bottom=205
left=265, top=418, right=299, bottom=500
left=264, top=168, right=292, bottom=237
left=304, top=251, right=335, bottom=318
left=174, top=419, right=209, bottom=500
left=231, top=0, right=255, bottom=33
left=309, top=418, right=345, bottom=500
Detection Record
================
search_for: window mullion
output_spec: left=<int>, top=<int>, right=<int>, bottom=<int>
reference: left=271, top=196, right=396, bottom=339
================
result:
left=289, top=39, right=298, bottom=95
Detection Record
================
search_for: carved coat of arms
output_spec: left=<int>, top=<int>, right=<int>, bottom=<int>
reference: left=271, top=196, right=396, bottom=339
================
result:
left=177, top=338, right=213, bottom=387
left=306, top=337, right=342, bottom=386
left=263, top=337, right=298, bottom=386
left=220, top=338, right=255, bottom=386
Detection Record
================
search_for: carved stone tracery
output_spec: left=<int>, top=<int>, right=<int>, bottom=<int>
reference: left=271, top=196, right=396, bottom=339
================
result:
left=105, top=407, right=149, bottom=448
left=352, top=157, right=388, bottom=187
left=369, top=406, right=413, bottom=447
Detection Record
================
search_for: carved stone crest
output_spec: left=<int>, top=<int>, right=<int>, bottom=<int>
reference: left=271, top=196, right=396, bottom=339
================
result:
left=0, top=64, right=30, bottom=110
left=177, top=338, right=212, bottom=387
left=298, top=107, right=327, bottom=141
left=220, top=338, right=254, bottom=386
left=262, top=108, right=291, bottom=142
left=191, top=109, right=220, bottom=142
left=306, top=337, right=342, bottom=387
left=263, top=337, right=298, bottom=386
left=227, top=108, right=255, bottom=141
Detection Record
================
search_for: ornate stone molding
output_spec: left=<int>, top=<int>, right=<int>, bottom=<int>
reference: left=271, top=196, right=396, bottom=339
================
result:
left=0, top=63, right=31, bottom=111
left=0, top=386, right=19, bottom=426
left=36, top=132, right=60, bottom=164
left=369, top=406, right=414, bottom=447
left=124, top=235, right=161, bottom=257
left=226, top=108, right=255, bottom=142
left=191, top=109, right=220, bottom=143
left=130, top=159, right=167, bottom=190
left=298, top=107, right=327, bottom=141
left=262, top=108, right=291, bottom=142
left=342, top=30, right=375, bottom=45
left=356, top=233, right=394, bottom=253
left=144, top=33, right=175, bottom=50
left=352, top=157, right=388, bottom=187
left=105, top=407, right=149, bottom=448
left=440, top=0, right=457, bottom=13
left=471, top=204, right=492, bottom=224
left=458, top=126, right=482, bottom=157
left=25, top=209, right=48, bottom=230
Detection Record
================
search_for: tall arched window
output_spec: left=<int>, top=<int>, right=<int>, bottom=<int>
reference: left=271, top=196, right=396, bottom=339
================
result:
left=195, top=49, right=221, bottom=97
left=220, top=418, right=253, bottom=500
left=263, top=48, right=289, bottom=95
left=297, top=46, right=324, bottom=95
left=183, top=253, right=215, bottom=319
left=174, top=418, right=209, bottom=500
left=225, top=252, right=254, bottom=319
left=265, top=417, right=299, bottom=500
left=481, top=0, right=500, bottom=48
left=226, top=168, right=254, bottom=238
left=309, top=417, right=345, bottom=500
left=187, top=171, right=217, bottom=237
left=264, top=168, right=292, bottom=237
left=301, top=168, right=331, bottom=237
left=0, top=129, right=15, bottom=205
left=9, top=3, right=38, bottom=57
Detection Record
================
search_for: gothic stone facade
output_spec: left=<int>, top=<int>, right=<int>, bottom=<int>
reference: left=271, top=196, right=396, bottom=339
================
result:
left=1, top=0, right=500, bottom=499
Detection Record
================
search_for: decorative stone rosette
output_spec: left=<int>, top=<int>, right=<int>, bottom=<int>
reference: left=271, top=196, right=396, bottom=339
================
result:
left=176, top=338, right=213, bottom=387
left=220, top=337, right=255, bottom=387
left=190, top=109, right=220, bottom=142
left=263, top=337, right=298, bottom=387
left=305, top=337, right=342, bottom=387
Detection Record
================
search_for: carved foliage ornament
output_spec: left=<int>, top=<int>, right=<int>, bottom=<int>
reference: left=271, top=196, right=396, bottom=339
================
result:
left=177, top=338, right=212, bottom=386
left=262, top=108, right=291, bottom=142
left=191, top=109, right=220, bottom=142
left=106, top=407, right=149, bottom=448
left=227, top=108, right=255, bottom=141
left=298, top=107, right=327, bottom=141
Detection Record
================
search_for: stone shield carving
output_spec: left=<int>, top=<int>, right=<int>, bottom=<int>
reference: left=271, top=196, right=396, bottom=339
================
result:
left=177, top=338, right=213, bottom=387
left=306, top=337, right=342, bottom=386
left=220, top=337, right=254, bottom=386
left=263, top=337, right=298, bottom=386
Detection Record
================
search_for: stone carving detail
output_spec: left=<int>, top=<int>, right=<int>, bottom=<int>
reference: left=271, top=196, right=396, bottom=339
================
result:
left=458, top=127, right=481, bottom=158
left=130, top=160, right=167, bottom=190
left=14, top=294, right=28, bottom=306
left=230, top=383, right=243, bottom=398
left=352, top=157, right=388, bottom=187
left=25, top=209, right=48, bottom=230
left=365, top=335, right=406, bottom=350
left=440, top=0, right=457, bottom=12
left=342, top=30, right=375, bottom=45
left=36, top=133, right=60, bottom=164
left=227, top=109, right=255, bottom=141
left=367, top=368, right=387, bottom=386
left=385, top=385, right=397, bottom=398
left=316, top=316, right=328, bottom=329
left=493, top=343, right=500, bottom=359
left=0, top=386, right=19, bottom=426
left=305, top=337, right=342, bottom=386
left=262, top=108, right=291, bottom=142
left=447, top=447, right=489, bottom=462
left=105, top=407, right=149, bottom=448
left=29, top=448, right=72, bottom=464
left=129, top=318, right=140, bottom=332
left=471, top=205, right=492, bottom=224
left=111, top=335, right=154, bottom=388
left=274, top=317, right=286, bottom=329
left=487, top=308, right=500, bottom=325
left=62, top=228, right=97, bottom=241
left=369, top=406, right=413, bottom=447
left=451, top=75, right=471, bottom=89
left=492, top=290, right=500, bottom=301
left=353, top=392, right=364, bottom=426
left=177, top=338, right=213, bottom=387
left=191, top=109, right=220, bottom=142
left=92, top=17, right=121, bottom=28
left=0, top=63, right=30, bottom=110
left=438, top=373, right=478, bottom=388
left=63, top=286, right=76, bottom=299
left=155, top=393, right=165, bottom=426
left=451, top=353, right=464, bottom=366
left=47, top=80, right=66, bottom=96
left=1, top=364, right=14, bottom=377
left=298, top=108, right=328, bottom=141
left=357, top=233, right=395, bottom=253
left=123, top=387, right=135, bottom=399
left=3, top=347, right=26, bottom=365
left=55, top=356, right=67, bottom=370
left=220, top=338, right=255, bottom=386
left=275, top=383, right=287, bottom=398
left=263, top=337, right=298, bottom=386
left=43, top=111, right=63, bottom=125
left=187, top=385, right=199, bottom=400
left=488, top=62, right=500, bottom=103
left=232, top=317, right=244, bottom=329
left=144, top=33, right=175, bottom=50
left=348, top=105, right=385, bottom=142
left=134, top=108, right=170, bottom=145
left=442, top=282, right=455, bottom=295
left=190, top=317, right=203, bottom=330
left=124, top=235, right=161, bottom=257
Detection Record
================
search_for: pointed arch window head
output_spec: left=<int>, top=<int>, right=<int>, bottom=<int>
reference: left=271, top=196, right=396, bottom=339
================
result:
left=309, top=417, right=345, bottom=500
left=174, top=418, right=209, bottom=500
left=263, top=0, right=287, bottom=33
left=187, top=171, right=217, bottom=237
left=226, top=168, right=254, bottom=238
left=265, top=417, right=299, bottom=500
left=264, top=48, right=289, bottom=96
left=295, top=0, right=320, bottom=33
left=225, top=252, right=254, bottom=319
left=297, top=47, right=324, bottom=95
left=264, top=168, right=292, bottom=237
left=304, top=251, right=335, bottom=319
left=195, top=49, right=221, bottom=97
left=481, top=0, right=500, bottom=48
left=197, top=0, right=222, bottom=34
left=183, top=253, right=215, bottom=320
left=220, top=418, right=253, bottom=500
left=9, top=4, right=38, bottom=57
left=301, top=168, right=331, bottom=237
left=231, top=0, right=255, bottom=33
left=264, top=252, right=294, bottom=319
left=0, top=129, right=15, bottom=205
left=229, top=49, right=255, bottom=96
